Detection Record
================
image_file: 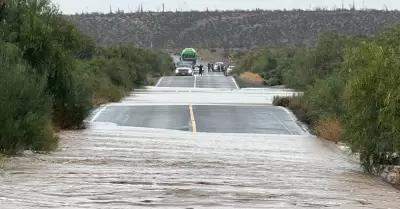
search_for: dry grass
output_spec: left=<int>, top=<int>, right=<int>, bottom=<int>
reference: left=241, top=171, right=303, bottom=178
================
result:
left=92, top=96, right=110, bottom=107
left=287, top=96, right=303, bottom=111
left=274, top=95, right=342, bottom=143
left=240, top=72, right=264, bottom=83
left=91, top=86, right=125, bottom=107
left=273, top=95, right=311, bottom=124
left=272, top=95, right=291, bottom=107
left=315, top=118, right=342, bottom=144
left=146, top=76, right=159, bottom=86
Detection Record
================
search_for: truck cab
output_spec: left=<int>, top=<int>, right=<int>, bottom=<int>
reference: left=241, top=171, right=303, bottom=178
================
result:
left=180, top=48, right=197, bottom=66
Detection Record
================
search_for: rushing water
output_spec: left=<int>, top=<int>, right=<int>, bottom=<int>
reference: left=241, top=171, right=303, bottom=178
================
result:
left=1, top=124, right=400, bottom=208
left=1, top=84, right=400, bottom=208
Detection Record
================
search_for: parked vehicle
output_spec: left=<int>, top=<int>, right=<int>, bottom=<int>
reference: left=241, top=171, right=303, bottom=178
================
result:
left=180, top=48, right=197, bottom=66
left=213, top=62, right=224, bottom=72
left=227, top=65, right=234, bottom=73
left=225, top=65, right=235, bottom=76
left=175, top=63, right=194, bottom=76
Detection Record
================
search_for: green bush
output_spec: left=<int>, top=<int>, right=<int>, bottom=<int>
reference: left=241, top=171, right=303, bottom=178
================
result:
left=1, top=0, right=94, bottom=129
left=302, top=75, right=345, bottom=125
left=0, top=41, right=56, bottom=154
left=0, top=0, right=174, bottom=154
left=341, top=41, right=400, bottom=173
left=52, top=68, right=93, bottom=129
left=234, top=33, right=364, bottom=89
left=281, top=50, right=315, bottom=89
left=260, top=24, right=400, bottom=173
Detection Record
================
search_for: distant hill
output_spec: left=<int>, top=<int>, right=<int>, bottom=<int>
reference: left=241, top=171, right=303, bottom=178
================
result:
left=64, top=10, right=400, bottom=48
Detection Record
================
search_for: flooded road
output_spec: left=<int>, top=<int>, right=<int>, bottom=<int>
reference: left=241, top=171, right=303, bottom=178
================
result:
left=1, top=72, right=400, bottom=208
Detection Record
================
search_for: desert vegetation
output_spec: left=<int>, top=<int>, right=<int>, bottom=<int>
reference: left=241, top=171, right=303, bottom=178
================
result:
left=234, top=24, right=400, bottom=174
left=65, top=9, right=400, bottom=48
left=0, top=0, right=174, bottom=154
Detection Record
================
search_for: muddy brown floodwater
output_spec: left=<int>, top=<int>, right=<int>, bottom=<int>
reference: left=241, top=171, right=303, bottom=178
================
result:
left=2, top=81, right=400, bottom=208
left=1, top=124, right=400, bottom=208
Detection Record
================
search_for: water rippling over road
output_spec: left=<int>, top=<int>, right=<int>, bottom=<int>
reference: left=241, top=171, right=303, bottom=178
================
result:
left=1, top=74, right=400, bottom=208
left=1, top=125, right=399, bottom=208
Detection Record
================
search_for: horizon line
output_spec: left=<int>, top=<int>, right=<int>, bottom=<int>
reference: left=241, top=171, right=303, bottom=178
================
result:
left=60, top=6, right=399, bottom=15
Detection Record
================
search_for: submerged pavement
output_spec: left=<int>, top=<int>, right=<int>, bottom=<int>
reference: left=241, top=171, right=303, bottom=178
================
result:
left=1, top=72, right=400, bottom=208
left=88, top=73, right=303, bottom=134
left=1, top=126, right=399, bottom=208
left=156, top=75, right=238, bottom=89
left=91, top=104, right=305, bottom=135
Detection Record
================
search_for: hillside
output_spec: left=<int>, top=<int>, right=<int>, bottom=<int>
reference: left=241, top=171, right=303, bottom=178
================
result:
left=65, top=10, right=400, bottom=48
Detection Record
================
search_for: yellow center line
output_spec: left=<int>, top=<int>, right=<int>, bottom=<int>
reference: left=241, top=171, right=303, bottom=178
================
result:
left=189, top=104, right=197, bottom=132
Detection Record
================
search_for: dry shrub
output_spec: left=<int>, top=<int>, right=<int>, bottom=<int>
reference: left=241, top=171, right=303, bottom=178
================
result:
left=288, top=96, right=311, bottom=124
left=287, top=96, right=303, bottom=111
left=315, top=118, right=342, bottom=143
left=146, top=75, right=158, bottom=86
left=272, top=95, right=291, bottom=107
left=240, top=72, right=264, bottom=83
left=273, top=95, right=311, bottom=124
left=92, top=96, right=110, bottom=107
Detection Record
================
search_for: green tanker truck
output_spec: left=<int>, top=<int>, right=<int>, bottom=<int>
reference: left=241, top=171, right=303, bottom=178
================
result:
left=180, top=48, right=197, bottom=66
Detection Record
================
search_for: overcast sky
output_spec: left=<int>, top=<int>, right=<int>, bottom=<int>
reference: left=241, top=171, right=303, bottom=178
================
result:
left=51, top=0, right=399, bottom=14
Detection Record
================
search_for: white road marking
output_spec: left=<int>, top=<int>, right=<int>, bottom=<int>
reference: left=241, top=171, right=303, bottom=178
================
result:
left=90, top=105, right=109, bottom=122
left=231, top=77, right=239, bottom=89
left=122, top=115, right=130, bottom=124
left=269, top=112, right=293, bottom=135
left=106, top=103, right=273, bottom=106
left=155, top=77, right=164, bottom=87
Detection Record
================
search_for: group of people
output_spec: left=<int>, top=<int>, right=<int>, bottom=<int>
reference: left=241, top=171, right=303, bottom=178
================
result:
left=195, top=63, right=216, bottom=76
left=193, top=62, right=225, bottom=76
left=207, top=62, right=213, bottom=72
left=207, top=62, right=221, bottom=72
left=208, top=62, right=225, bottom=72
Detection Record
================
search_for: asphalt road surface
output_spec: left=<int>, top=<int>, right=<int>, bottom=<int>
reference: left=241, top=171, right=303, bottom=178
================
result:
left=94, top=105, right=191, bottom=131
left=156, top=76, right=195, bottom=88
left=156, top=74, right=238, bottom=89
left=90, top=72, right=303, bottom=134
left=1, top=61, right=400, bottom=208
left=92, top=104, right=305, bottom=135
left=193, top=105, right=304, bottom=134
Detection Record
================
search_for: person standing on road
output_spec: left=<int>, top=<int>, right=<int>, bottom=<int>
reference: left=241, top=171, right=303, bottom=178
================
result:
left=198, top=64, right=204, bottom=76
left=207, top=63, right=211, bottom=72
